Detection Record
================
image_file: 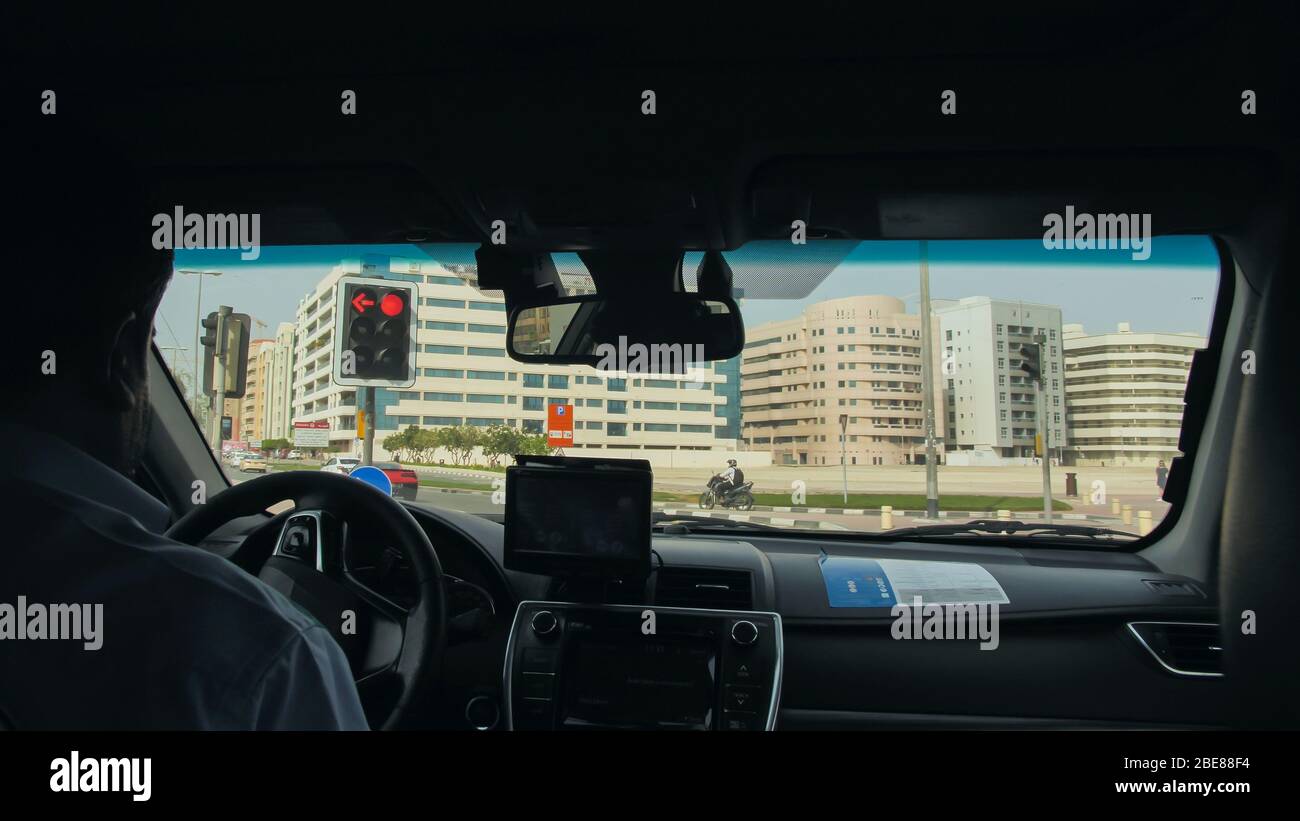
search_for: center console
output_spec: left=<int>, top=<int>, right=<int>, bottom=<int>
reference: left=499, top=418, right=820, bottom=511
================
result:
left=505, top=601, right=783, bottom=731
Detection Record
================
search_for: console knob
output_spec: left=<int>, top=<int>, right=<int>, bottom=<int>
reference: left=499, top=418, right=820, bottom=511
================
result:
left=465, top=695, right=499, bottom=731
left=731, top=620, right=759, bottom=646
left=531, top=610, right=559, bottom=636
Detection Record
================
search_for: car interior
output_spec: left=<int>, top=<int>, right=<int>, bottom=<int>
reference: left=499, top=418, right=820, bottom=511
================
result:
left=5, top=4, right=1298, bottom=739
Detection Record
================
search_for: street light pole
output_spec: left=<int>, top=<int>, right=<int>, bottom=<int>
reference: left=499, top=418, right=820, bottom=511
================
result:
left=178, top=269, right=222, bottom=412
left=839, top=414, right=848, bottom=505
left=1035, top=333, right=1053, bottom=523
left=919, top=241, right=940, bottom=519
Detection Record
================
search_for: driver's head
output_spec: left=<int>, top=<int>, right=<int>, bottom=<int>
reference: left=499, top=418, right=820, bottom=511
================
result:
left=727, top=459, right=737, bottom=467
left=10, top=127, right=173, bottom=476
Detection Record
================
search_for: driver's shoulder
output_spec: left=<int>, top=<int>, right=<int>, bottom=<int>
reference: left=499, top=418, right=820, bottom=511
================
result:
left=3, top=477, right=318, bottom=643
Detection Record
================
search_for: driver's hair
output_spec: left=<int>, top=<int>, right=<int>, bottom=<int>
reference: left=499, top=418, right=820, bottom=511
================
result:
left=9, top=126, right=174, bottom=395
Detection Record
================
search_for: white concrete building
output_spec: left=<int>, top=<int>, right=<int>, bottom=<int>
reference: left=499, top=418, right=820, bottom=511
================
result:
left=263, top=322, right=296, bottom=441
left=935, top=297, right=1066, bottom=465
left=1062, top=321, right=1204, bottom=466
left=289, top=255, right=743, bottom=462
left=741, top=295, right=946, bottom=466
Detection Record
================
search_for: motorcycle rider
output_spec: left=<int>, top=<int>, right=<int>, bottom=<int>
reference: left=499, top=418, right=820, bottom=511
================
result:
left=716, top=459, right=744, bottom=499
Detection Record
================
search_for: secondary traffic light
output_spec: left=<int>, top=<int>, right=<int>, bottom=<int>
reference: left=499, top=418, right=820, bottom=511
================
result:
left=199, top=308, right=251, bottom=398
left=1018, top=343, right=1041, bottom=384
left=332, top=276, right=417, bottom=387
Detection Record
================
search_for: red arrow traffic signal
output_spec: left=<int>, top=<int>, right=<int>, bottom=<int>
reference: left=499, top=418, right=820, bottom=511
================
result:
left=351, top=291, right=376, bottom=313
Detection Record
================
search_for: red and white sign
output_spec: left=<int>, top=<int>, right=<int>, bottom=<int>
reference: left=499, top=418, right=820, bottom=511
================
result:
left=547, top=404, right=574, bottom=448
left=292, top=419, right=331, bottom=447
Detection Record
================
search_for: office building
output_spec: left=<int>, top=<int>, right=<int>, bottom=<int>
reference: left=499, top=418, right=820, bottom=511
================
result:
left=289, top=255, right=741, bottom=459
left=934, top=297, right=1066, bottom=465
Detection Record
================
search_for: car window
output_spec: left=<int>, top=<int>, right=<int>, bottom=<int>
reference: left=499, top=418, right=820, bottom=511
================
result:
left=158, top=239, right=1220, bottom=544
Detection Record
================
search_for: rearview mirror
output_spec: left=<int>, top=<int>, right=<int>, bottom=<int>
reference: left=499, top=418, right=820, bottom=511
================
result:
left=507, top=293, right=744, bottom=370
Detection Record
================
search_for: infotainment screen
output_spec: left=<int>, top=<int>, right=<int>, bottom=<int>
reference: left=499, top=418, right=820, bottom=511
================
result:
left=504, top=456, right=652, bottom=577
left=562, top=636, right=717, bottom=730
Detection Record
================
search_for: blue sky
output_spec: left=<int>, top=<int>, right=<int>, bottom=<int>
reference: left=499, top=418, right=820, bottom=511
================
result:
left=156, top=238, right=1219, bottom=374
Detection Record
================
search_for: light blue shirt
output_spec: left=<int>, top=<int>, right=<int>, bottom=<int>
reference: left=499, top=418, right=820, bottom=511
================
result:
left=0, top=425, right=369, bottom=730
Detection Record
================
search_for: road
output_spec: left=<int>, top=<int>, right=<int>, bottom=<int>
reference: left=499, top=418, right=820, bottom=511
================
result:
left=229, top=466, right=1163, bottom=536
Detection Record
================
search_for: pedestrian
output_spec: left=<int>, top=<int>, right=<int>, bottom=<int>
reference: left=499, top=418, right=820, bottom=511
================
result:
left=1155, top=459, right=1169, bottom=501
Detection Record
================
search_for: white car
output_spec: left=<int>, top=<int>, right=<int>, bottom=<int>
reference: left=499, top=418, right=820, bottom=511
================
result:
left=321, top=456, right=361, bottom=476
left=286, top=450, right=304, bottom=460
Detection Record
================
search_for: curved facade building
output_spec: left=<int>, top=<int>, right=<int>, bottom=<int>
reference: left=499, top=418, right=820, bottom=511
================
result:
left=740, top=295, right=946, bottom=466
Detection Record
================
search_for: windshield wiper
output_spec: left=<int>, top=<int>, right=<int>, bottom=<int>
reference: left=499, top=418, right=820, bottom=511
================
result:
left=651, top=512, right=786, bottom=533
left=880, top=518, right=1138, bottom=542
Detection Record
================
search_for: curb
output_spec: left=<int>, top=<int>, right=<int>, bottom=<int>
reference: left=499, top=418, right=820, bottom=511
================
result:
left=733, top=504, right=1117, bottom=523
left=657, top=506, right=848, bottom=531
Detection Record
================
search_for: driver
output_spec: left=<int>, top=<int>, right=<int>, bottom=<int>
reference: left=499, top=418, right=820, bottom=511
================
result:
left=0, top=130, right=367, bottom=730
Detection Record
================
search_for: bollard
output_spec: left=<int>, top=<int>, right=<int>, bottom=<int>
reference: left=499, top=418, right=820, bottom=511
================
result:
left=1121, top=504, right=1133, bottom=525
left=881, top=505, right=893, bottom=529
left=1111, top=498, right=1121, bottom=515
left=1137, top=510, right=1153, bottom=536
left=997, top=509, right=1011, bottom=521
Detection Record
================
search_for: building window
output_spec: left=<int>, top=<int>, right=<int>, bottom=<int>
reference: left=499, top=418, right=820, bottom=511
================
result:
left=422, top=416, right=461, bottom=426
left=468, top=301, right=506, bottom=312
left=423, top=297, right=464, bottom=309
left=522, top=373, right=544, bottom=387
left=467, top=370, right=505, bottom=380
left=467, top=347, right=505, bottom=357
left=547, top=375, right=569, bottom=389
left=522, top=396, right=543, bottom=411
left=424, top=344, right=464, bottom=355
left=424, top=368, right=464, bottom=379
left=607, top=422, right=628, bottom=437
left=423, top=391, right=463, bottom=402
left=468, top=323, right=506, bottom=334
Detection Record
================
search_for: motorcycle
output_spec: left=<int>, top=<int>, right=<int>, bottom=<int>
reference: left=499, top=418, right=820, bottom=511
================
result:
left=699, top=474, right=755, bottom=511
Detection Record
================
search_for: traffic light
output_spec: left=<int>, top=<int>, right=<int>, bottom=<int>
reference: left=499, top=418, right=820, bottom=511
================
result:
left=332, top=276, right=417, bottom=387
left=1018, top=343, right=1042, bottom=384
left=200, top=308, right=251, bottom=398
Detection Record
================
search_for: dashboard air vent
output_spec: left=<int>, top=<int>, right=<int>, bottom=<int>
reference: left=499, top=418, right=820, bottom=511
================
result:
left=1127, top=622, right=1223, bottom=678
left=1143, top=579, right=1203, bottom=598
left=655, top=567, right=753, bottom=610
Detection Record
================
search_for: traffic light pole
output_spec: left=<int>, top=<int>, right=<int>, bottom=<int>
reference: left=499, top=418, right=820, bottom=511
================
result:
left=1035, top=334, right=1052, bottom=523
left=362, top=387, right=375, bottom=467
left=209, top=306, right=231, bottom=451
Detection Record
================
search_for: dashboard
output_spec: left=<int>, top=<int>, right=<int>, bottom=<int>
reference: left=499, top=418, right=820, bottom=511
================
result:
left=214, top=500, right=1226, bottom=730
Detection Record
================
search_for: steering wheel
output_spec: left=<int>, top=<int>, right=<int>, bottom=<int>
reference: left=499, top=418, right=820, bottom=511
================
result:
left=166, top=470, right=446, bottom=730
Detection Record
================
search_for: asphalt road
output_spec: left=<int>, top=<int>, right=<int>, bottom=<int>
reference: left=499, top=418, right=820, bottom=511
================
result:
left=230, top=467, right=1162, bottom=536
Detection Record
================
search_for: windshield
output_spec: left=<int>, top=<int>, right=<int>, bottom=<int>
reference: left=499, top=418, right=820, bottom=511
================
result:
left=157, top=238, right=1220, bottom=544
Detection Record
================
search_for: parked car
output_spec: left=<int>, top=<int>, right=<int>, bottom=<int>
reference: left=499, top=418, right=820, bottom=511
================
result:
left=375, top=462, right=419, bottom=500
left=286, top=450, right=303, bottom=460
left=321, top=456, right=361, bottom=476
